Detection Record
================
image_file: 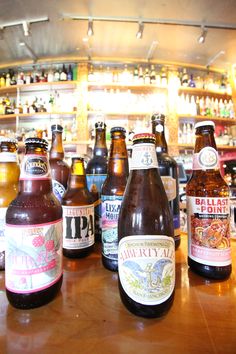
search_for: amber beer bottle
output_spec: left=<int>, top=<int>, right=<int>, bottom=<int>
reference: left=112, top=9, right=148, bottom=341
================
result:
left=49, top=124, right=70, bottom=202
left=5, top=138, right=63, bottom=309
left=62, top=157, right=94, bottom=258
left=186, top=121, right=231, bottom=279
left=86, top=122, right=108, bottom=241
left=118, top=133, right=175, bottom=318
left=101, top=127, right=129, bottom=271
left=151, top=113, right=180, bottom=249
left=0, top=138, right=20, bottom=270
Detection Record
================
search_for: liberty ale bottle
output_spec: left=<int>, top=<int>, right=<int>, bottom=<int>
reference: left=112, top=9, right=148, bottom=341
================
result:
left=62, top=157, right=94, bottom=258
left=0, top=138, right=20, bottom=270
left=86, top=122, right=108, bottom=241
left=186, top=121, right=231, bottom=279
left=152, top=113, right=180, bottom=249
left=118, top=133, right=175, bottom=318
left=101, top=127, right=129, bottom=271
left=5, top=138, right=63, bottom=309
left=49, top=124, right=70, bottom=202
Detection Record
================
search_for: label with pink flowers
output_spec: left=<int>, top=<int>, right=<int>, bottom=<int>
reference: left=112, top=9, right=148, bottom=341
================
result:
left=5, top=219, right=63, bottom=293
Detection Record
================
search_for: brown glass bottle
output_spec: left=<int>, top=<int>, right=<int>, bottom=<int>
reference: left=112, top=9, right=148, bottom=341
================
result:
left=49, top=124, right=70, bottom=203
left=101, top=127, right=129, bottom=272
left=5, top=138, right=63, bottom=309
left=86, top=122, right=108, bottom=241
left=62, top=157, right=94, bottom=258
left=118, top=133, right=175, bottom=318
left=0, top=138, right=20, bottom=270
left=151, top=113, right=181, bottom=249
left=186, top=121, right=231, bottom=279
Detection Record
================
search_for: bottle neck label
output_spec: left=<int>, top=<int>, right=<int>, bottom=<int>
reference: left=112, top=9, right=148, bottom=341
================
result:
left=118, top=235, right=175, bottom=305
left=0, top=152, right=17, bottom=162
left=187, top=196, right=231, bottom=266
left=52, top=179, right=66, bottom=202
left=193, top=147, right=219, bottom=170
left=130, top=143, right=158, bottom=170
left=20, top=154, right=51, bottom=180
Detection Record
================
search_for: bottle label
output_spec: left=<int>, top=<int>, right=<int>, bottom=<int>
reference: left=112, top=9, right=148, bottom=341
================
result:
left=130, top=143, right=158, bottom=170
left=0, top=152, right=17, bottom=162
left=118, top=235, right=175, bottom=305
left=20, top=154, right=50, bottom=180
left=5, top=219, right=63, bottom=293
left=52, top=179, right=66, bottom=202
left=0, top=207, right=7, bottom=253
left=101, top=195, right=123, bottom=260
left=161, top=176, right=176, bottom=201
left=187, top=196, right=231, bottom=266
left=62, top=205, right=94, bottom=249
left=193, top=147, right=219, bottom=170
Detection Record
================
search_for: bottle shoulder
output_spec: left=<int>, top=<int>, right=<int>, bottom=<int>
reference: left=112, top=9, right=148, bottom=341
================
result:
left=186, top=171, right=229, bottom=196
left=156, top=153, right=177, bottom=166
left=62, top=188, right=94, bottom=205
left=86, top=157, right=107, bottom=174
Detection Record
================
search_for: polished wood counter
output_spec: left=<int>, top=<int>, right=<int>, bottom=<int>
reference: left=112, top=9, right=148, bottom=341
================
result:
left=0, top=235, right=236, bottom=354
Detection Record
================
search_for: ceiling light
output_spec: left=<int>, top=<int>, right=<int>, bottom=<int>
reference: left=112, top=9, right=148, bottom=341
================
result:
left=136, top=22, right=144, bottom=39
left=22, top=21, right=30, bottom=36
left=198, top=26, right=207, bottom=44
left=87, top=20, right=94, bottom=36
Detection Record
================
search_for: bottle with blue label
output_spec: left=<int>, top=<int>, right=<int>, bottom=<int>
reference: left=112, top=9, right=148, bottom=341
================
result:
left=101, top=127, right=129, bottom=271
left=49, top=124, right=70, bottom=203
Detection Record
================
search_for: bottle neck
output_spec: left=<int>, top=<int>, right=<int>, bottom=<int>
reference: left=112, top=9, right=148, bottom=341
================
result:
left=107, top=135, right=129, bottom=177
left=50, top=131, right=64, bottom=159
left=152, top=120, right=168, bottom=153
left=194, top=129, right=217, bottom=153
left=94, top=129, right=107, bottom=157
left=68, top=160, right=88, bottom=189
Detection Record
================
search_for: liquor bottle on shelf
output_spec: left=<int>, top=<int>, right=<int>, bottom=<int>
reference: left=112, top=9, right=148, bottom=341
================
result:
left=5, top=138, right=63, bottom=309
left=62, top=157, right=94, bottom=258
left=186, top=121, right=231, bottom=279
left=150, top=65, right=156, bottom=84
left=67, top=65, right=73, bottom=81
left=181, top=68, right=189, bottom=87
left=101, top=127, right=129, bottom=271
left=118, top=133, right=175, bottom=318
left=60, top=64, right=67, bottom=81
left=152, top=113, right=181, bottom=249
left=86, top=122, right=108, bottom=241
left=188, top=74, right=196, bottom=88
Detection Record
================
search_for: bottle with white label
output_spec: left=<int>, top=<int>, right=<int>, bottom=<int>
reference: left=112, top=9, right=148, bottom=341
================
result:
left=62, top=157, right=95, bottom=258
left=101, top=127, right=129, bottom=271
left=118, top=133, right=175, bottom=318
left=5, top=138, right=63, bottom=309
left=0, top=138, right=20, bottom=270
left=186, top=121, right=231, bottom=279
left=151, top=113, right=180, bottom=249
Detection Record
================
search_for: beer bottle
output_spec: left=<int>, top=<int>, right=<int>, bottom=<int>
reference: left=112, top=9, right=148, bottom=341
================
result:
left=0, top=138, right=20, bottom=270
left=49, top=124, right=70, bottom=202
left=62, top=157, right=95, bottom=258
left=86, top=122, right=108, bottom=241
left=5, top=138, right=63, bottom=309
left=118, top=133, right=175, bottom=318
left=101, top=127, right=129, bottom=271
left=151, top=113, right=181, bottom=249
left=186, top=121, right=231, bottom=279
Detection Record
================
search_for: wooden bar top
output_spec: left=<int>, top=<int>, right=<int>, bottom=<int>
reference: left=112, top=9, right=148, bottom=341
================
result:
left=0, top=234, right=236, bottom=354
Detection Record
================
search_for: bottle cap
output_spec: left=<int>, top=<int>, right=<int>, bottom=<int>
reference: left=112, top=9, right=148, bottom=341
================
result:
left=71, top=155, right=84, bottom=161
left=195, top=121, right=215, bottom=130
left=25, top=137, right=48, bottom=149
left=0, top=136, right=18, bottom=145
left=151, top=113, right=165, bottom=122
left=51, top=124, right=63, bottom=132
left=133, top=133, right=156, bottom=142
left=110, top=127, right=126, bottom=134
left=95, top=121, right=106, bottom=129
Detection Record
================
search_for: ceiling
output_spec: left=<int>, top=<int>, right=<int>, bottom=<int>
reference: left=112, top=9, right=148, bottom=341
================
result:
left=1, top=0, right=236, bottom=71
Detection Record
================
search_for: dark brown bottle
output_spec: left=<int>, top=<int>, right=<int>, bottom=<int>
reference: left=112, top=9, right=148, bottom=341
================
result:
left=118, top=133, right=175, bottom=318
left=49, top=124, right=70, bottom=203
left=86, top=122, right=108, bottom=241
left=5, top=138, right=63, bottom=309
left=151, top=113, right=180, bottom=249
left=186, top=121, right=231, bottom=279
left=101, top=127, right=129, bottom=272
left=62, top=157, right=94, bottom=258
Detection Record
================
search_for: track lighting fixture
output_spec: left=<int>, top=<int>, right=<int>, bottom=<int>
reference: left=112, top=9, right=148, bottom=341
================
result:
left=198, top=26, right=207, bottom=44
left=22, top=21, right=30, bottom=36
left=136, top=22, right=144, bottom=39
left=87, top=19, right=94, bottom=37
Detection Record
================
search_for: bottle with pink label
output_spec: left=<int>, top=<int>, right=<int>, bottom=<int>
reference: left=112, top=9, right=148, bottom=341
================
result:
left=186, top=121, right=231, bottom=279
left=5, top=138, right=63, bottom=309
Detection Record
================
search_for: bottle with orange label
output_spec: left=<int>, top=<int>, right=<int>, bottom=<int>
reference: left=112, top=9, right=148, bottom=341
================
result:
left=186, top=121, right=231, bottom=279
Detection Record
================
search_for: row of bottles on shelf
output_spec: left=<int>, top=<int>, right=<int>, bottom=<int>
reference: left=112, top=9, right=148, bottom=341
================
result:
left=177, top=94, right=235, bottom=118
left=179, top=122, right=236, bottom=146
left=0, top=64, right=77, bottom=88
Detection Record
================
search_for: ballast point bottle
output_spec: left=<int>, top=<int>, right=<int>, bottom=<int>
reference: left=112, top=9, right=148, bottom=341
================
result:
left=5, top=138, right=63, bottom=309
left=186, top=121, right=231, bottom=279
left=118, top=133, right=175, bottom=318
